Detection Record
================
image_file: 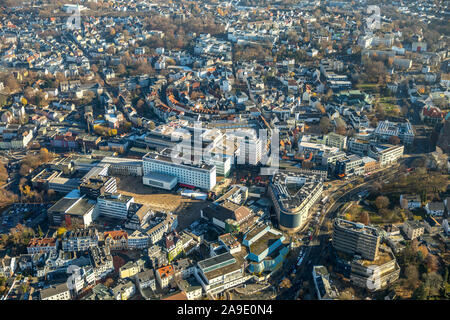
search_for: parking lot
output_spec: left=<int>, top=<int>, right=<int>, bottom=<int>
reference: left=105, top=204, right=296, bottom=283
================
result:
left=1, top=203, right=51, bottom=234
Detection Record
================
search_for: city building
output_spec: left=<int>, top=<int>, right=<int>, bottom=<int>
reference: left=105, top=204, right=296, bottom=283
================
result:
left=269, top=171, right=323, bottom=232
left=104, top=230, right=129, bottom=251
left=242, top=224, right=289, bottom=274
left=97, top=193, right=134, bottom=220
left=374, top=120, right=414, bottom=145
left=47, top=189, right=97, bottom=227
left=112, top=280, right=136, bottom=300
left=332, top=219, right=381, bottom=261
left=194, top=252, right=249, bottom=295
left=177, top=276, right=203, bottom=300
left=312, top=265, right=339, bottom=300
left=425, top=201, right=445, bottom=216
left=40, top=283, right=71, bottom=300
left=200, top=201, right=254, bottom=233
left=156, top=265, right=175, bottom=289
left=400, top=194, right=422, bottom=210
left=348, top=245, right=400, bottom=291
left=27, top=238, right=58, bottom=255
left=79, top=175, right=117, bottom=200
left=368, top=144, right=404, bottom=167
left=135, top=268, right=156, bottom=291
left=100, top=157, right=143, bottom=176
left=142, top=171, right=178, bottom=190
left=143, top=212, right=178, bottom=245
left=119, top=260, right=144, bottom=279
left=89, top=246, right=114, bottom=281
left=128, top=230, right=150, bottom=249
left=62, top=228, right=99, bottom=252
left=335, top=154, right=364, bottom=177
left=403, top=220, right=425, bottom=240
left=143, top=149, right=216, bottom=190
left=325, top=132, right=347, bottom=150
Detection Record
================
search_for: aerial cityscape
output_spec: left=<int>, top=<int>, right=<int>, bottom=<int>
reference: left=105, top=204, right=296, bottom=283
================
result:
left=0, top=0, right=448, bottom=303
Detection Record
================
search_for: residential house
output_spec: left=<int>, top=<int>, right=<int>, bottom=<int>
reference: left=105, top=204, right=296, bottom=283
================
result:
left=425, top=202, right=445, bottom=216
left=403, top=220, right=425, bottom=240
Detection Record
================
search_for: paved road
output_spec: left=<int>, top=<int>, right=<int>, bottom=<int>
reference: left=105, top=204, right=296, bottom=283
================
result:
left=275, top=163, right=404, bottom=300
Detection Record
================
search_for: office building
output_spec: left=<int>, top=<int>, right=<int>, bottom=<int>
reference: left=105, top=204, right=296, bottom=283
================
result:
left=368, top=144, right=404, bottom=167
left=335, top=155, right=364, bottom=177
left=100, top=157, right=143, bottom=176
left=142, top=171, right=178, bottom=190
left=312, top=265, right=339, bottom=300
left=349, top=245, right=400, bottom=291
left=325, top=132, right=347, bottom=150
left=47, top=189, right=97, bottom=227
left=79, top=175, right=117, bottom=200
left=194, top=252, right=248, bottom=295
left=403, top=220, right=425, bottom=240
left=269, top=171, right=323, bottom=232
left=332, top=219, right=381, bottom=261
left=242, top=225, right=288, bottom=274
left=374, top=120, right=414, bottom=145
left=97, top=193, right=134, bottom=220
left=142, top=148, right=216, bottom=190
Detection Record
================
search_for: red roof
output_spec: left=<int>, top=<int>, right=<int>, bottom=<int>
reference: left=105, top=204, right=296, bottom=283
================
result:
left=104, top=230, right=128, bottom=240
left=422, top=106, right=442, bottom=118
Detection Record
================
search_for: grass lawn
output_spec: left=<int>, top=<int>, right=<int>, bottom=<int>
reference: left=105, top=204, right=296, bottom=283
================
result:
left=356, top=83, right=379, bottom=93
left=377, top=97, right=400, bottom=116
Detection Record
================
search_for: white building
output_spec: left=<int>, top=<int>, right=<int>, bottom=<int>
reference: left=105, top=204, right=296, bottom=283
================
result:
left=128, top=230, right=150, bottom=249
left=425, top=202, right=445, bottom=216
left=403, top=220, right=424, bottom=240
left=194, top=252, right=249, bottom=295
left=400, top=194, right=421, bottom=210
left=142, top=149, right=216, bottom=190
left=97, top=193, right=134, bottom=219
left=100, top=157, right=143, bottom=176
left=368, top=144, right=404, bottom=167
left=40, top=283, right=71, bottom=300
left=142, top=171, right=178, bottom=190
left=374, top=120, right=414, bottom=145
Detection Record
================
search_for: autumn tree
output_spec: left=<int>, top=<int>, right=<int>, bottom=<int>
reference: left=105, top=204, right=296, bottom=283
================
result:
left=335, top=124, right=347, bottom=135
left=375, top=196, right=390, bottom=210
left=359, top=211, right=370, bottom=225
left=5, top=75, right=20, bottom=92
left=425, top=254, right=439, bottom=273
left=117, top=64, right=126, bottom=75
left=405, top=265, right=420, bottom=290
left=0, top=163, right=8, bottom=184
left=389, top=136, right=401, bottom=145
left=104, top=278, right=114, bottom=287
left=319, top=116, right=331, bottom=134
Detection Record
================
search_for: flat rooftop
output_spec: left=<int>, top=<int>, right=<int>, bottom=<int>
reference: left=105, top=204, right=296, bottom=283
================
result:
left=143, top=149, right=215, bottom=171
left=249, top=230, right=281, bottom=256
left=334, top=218, right=379, bottom=237
left=198, top=252, right=235, bottom=272
left=98, top=193, right=133, bottom=203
